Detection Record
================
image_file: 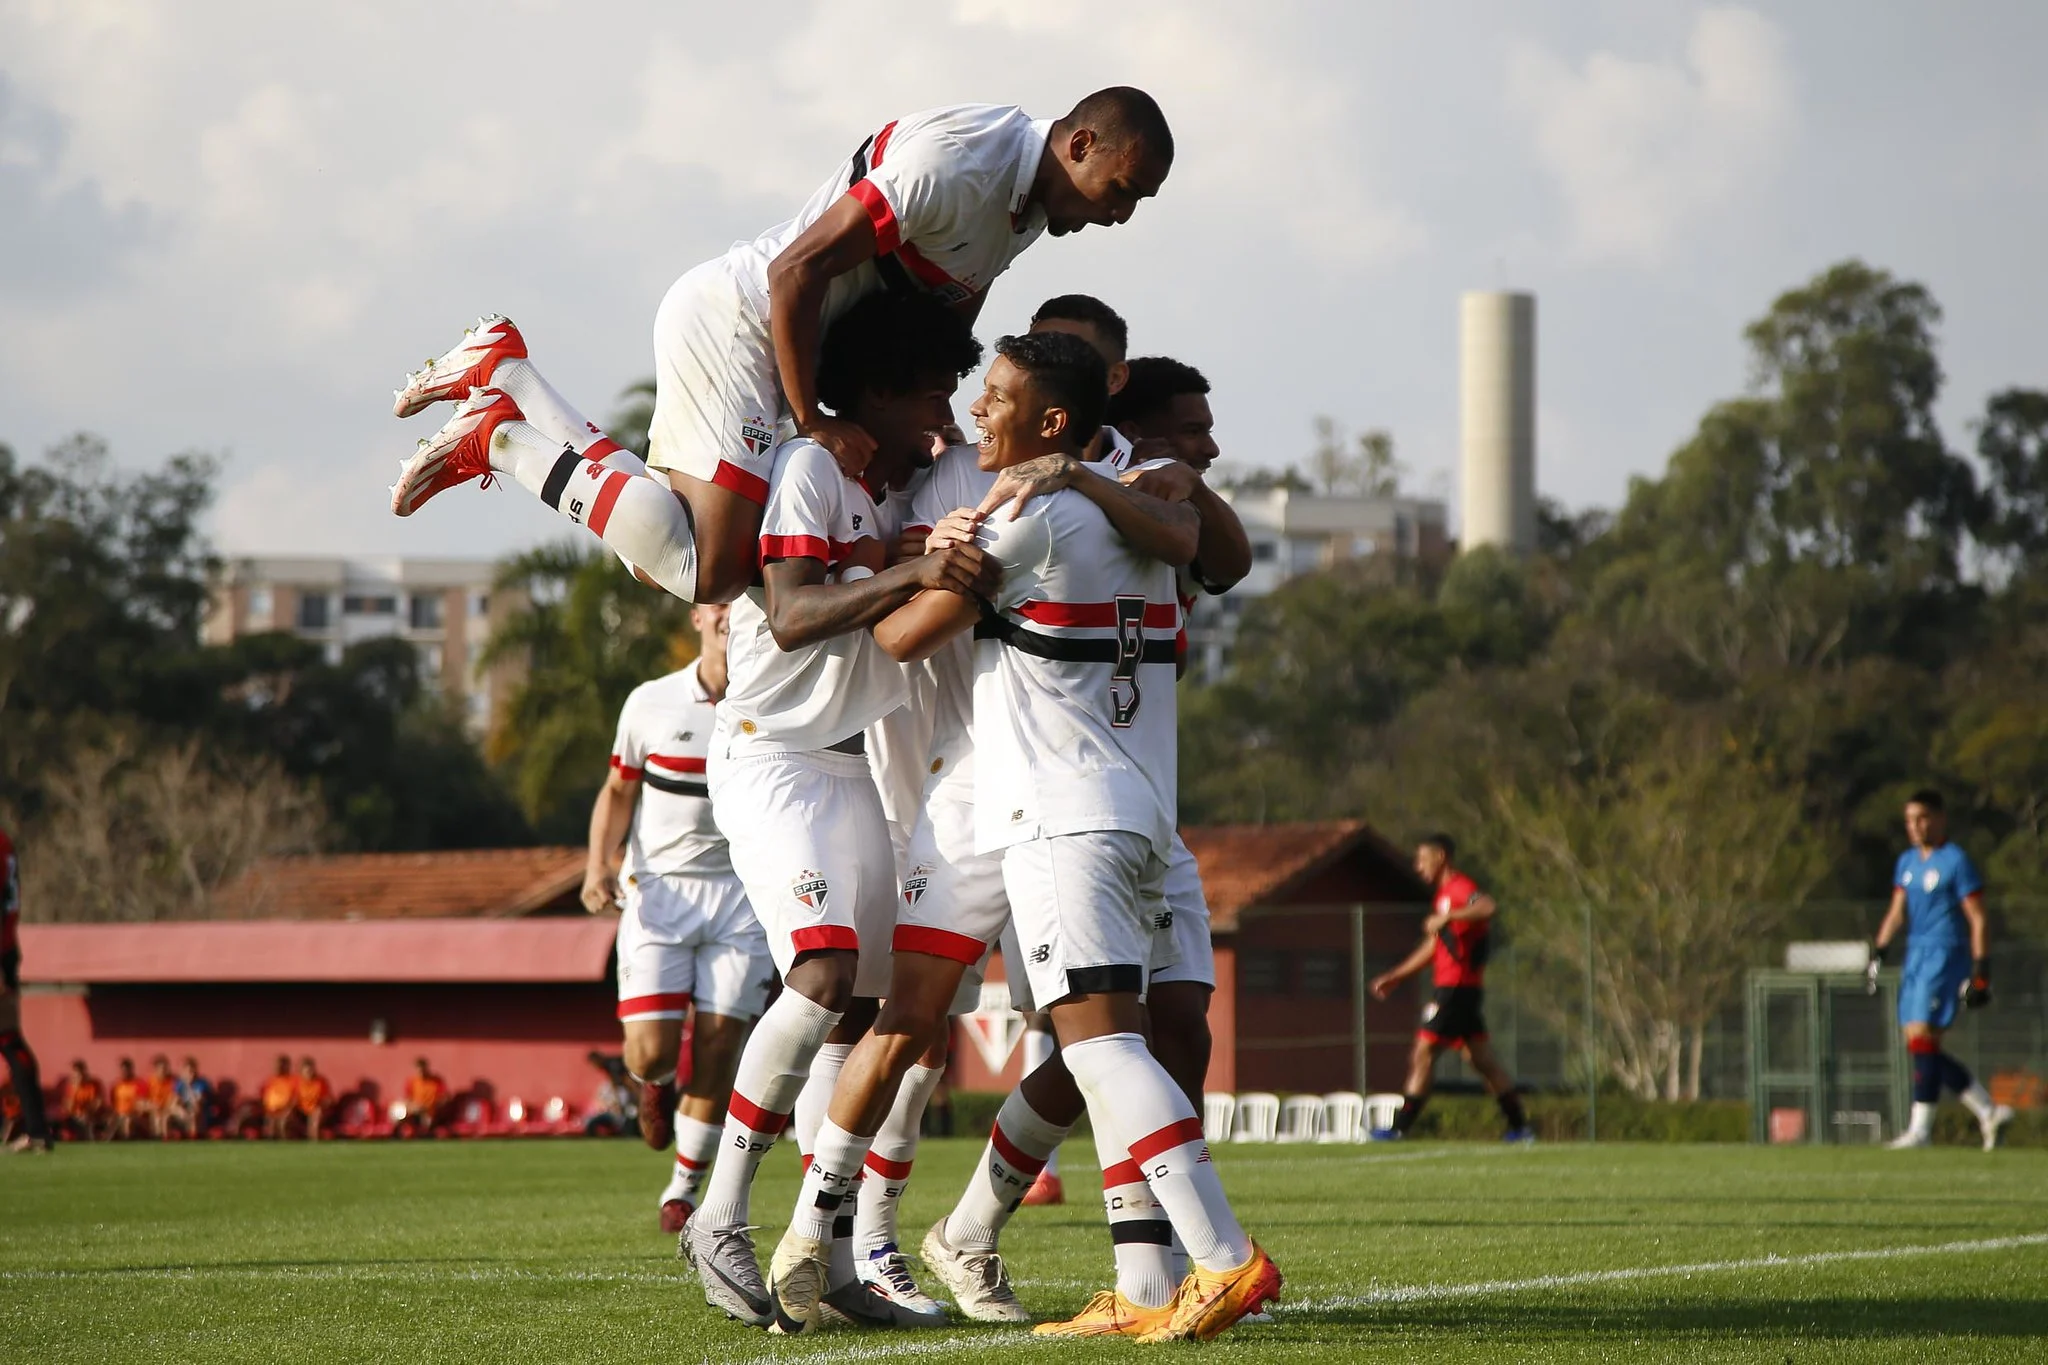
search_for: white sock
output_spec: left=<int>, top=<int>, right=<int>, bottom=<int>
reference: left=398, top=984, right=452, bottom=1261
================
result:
left=1907, top=1101, right=1938, bottom=1139
left=1064, top=1032, right=1251, bottom=1273
left=487, top=418, right=696, bottom=601
left=944, top=1087, right=1072, bottom=1253
left=1022, top=1027, right=1062, bottom=1177
left=1093, top=1109, right=1176, bottom=1309
left=695, top=991, right=841, bottom=1232
left=1959, top=1083, right=1995, bottom=1122
left=791, top=1118, right=870, bottom=1244
left=855, top=1062, right=946, bottom=1258
left=491, top=358, right=643, bottom=470
left=665, top=1113, right=722, bottom=1206
left=797, top=1043, right=855, bottom=1157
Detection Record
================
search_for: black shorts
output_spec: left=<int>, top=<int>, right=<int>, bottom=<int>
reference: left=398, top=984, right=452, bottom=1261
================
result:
left=1419, top=986, right=1486, bottom=1046
left=2, top=946, right=18, bottom=994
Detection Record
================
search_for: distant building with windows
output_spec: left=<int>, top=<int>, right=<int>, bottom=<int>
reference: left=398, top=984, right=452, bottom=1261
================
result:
left=203, top=558, right=514, bottom=730
left=1187, top=487, right=1450, bottom=680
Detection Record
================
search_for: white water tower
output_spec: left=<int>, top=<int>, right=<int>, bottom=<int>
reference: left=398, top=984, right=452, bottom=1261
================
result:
left=1459, top=291, right=1536, bottom=554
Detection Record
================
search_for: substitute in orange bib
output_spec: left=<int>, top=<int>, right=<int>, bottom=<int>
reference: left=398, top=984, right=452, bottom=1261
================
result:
left=1369, top=834, right=1531, bottom=1143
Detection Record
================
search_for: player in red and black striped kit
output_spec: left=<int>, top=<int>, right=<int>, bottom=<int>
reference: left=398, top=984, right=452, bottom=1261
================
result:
left=1368, top=834, right=1531, bottom=1142
left=2, top=825, right=54, bottom=1153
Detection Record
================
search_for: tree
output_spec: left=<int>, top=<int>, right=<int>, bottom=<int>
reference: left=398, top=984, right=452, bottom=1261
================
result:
left=1975, top=388, right=2048, bottom=575
left=1308, top=417, right=1404, bottom=497
left=483, top=543, right=696, bottom=837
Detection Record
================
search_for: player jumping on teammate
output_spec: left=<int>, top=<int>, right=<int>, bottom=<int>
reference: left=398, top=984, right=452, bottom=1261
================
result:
left=1369, top=834, right=1532, bottom=1143
left=1868, top=789, right=2013, bottom=1150
left=386, top=91, right=1171, bottom=607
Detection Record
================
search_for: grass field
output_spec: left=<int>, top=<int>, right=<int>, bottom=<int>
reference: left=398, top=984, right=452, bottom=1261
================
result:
left=4, top=1137, right=2047, bottom=1362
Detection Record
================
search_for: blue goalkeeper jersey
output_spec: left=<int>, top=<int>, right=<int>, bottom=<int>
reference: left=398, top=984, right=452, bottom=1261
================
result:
left=1894, top=843, right=1981, bottom=955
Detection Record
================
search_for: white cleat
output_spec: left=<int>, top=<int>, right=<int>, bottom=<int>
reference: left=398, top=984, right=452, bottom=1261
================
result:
left=767, top=1229, right=831, bottom=1335
left=853, top=1245, right=949, bottom=1326
left=390, top=388, right=521, bottom=517
left=392, top=315, right=526, bottom=418
left=920, top=1218, right=1031, bottom=1324
left=1886, top=1130, right=1931, bottom=1149
left=1980, top=1103, right=2014, bottom=1151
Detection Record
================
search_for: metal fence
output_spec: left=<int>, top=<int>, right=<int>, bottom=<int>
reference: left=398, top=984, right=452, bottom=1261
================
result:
left=1229, top=901, right=2048, bottom=1140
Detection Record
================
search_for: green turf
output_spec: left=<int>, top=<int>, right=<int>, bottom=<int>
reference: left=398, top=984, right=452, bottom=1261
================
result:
left=3, top=1137, right=2046, bottom=1361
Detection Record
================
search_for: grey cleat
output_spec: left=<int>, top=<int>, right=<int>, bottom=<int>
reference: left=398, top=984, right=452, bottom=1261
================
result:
left=815, top=1278, right=947, bottom=1330
left=681, top=1219, right=773, bottom=1327
left=919, top=1218, right=1031, bottom=1324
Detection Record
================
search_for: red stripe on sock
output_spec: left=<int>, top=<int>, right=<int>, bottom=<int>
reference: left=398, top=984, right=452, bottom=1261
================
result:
left=675, top=1152, right=708, bottom=1171
left=584, top=436, right=624, bottom=462
left=864, top=1151, right=913, bottom=1180
left=989, top=1123, right=1047, bottom=1177
left=1102, top=1158, right=1145, bottom=1189
left=585, top=470, right=630, bottom=536
left=1907, top=1036, right=1940, bottom=1055
left=1127, top=1116, right=1208, bottom=1165
left=726, top=1091, right=789, bottom=1137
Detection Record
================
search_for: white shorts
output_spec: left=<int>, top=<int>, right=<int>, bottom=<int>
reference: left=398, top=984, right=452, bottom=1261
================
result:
left=1149, top=834, right=1216, bottom=989
left=644, top=255, right=792, bottom=507
left=616, top=871, right=773, bottom=1022
left=997, top=920, right=1038, bottom=1014
left=896, top=786, right=1011, bottom=968
left=1000, top=831, right=1177, bottom=1011
left=712, top=747, right=896, bottom=998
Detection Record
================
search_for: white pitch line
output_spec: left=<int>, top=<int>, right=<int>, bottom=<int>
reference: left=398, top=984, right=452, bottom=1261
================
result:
left=1283, top=1230, right=2048, bottom=1312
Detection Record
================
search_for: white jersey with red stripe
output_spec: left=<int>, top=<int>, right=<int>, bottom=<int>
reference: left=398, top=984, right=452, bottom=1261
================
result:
left=722, top=438, right=907, bottom=755
left=610, top=661, right=726, bottom=879
left=728, top=104, right=1051, bottom=326
left=905, top=446, right=999, bottom=796
left=864, top=470, right=939, bottom=860
left=970, top=486, right=1180, bottom=856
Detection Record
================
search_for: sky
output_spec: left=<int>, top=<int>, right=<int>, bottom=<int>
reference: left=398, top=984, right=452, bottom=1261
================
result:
left=3, top=0, right=2046, bottom=559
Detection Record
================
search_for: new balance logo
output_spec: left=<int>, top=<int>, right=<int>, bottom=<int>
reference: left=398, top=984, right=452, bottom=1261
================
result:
left=1029, top=944, right=1052, bottom=965
left=1152, top=911, right=1174, bottom=931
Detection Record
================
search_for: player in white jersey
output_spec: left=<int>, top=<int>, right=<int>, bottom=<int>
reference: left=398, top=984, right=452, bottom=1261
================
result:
left=581, top=604, right=771, bottom=1234
left=385, top=91, right=1172, bottom=608
left=677, top=292, right=992, bottom=1330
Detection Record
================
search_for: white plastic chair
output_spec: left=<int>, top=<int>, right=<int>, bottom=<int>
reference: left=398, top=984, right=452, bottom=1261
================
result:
left=1365, top=1093, right=1405, bottom=1133
left=1320, top=1091, right=1367, bottom=1143
left=1277, top=1095, right=1325, bottom=1143
left=1232, top=1092, right=1280, bottom=1143
left=1202, top=1092, right=1237, bottom=1145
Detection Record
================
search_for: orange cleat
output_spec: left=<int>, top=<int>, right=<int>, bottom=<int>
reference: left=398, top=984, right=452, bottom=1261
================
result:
left=1021, top=1170, right=1064, bottom=1205
left=1137, top=1242, right=1283, bottom=1343
left=1031, top=1289, right=1173, bottom=1338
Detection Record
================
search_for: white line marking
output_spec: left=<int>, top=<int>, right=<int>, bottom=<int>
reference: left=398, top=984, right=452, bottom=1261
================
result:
left=1284, top=1231, right=2048, bottom=1311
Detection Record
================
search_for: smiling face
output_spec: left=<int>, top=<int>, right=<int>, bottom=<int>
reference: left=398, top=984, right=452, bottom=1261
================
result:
left=968, top=355, right=1070, bottom=471
left=1043, top=130, right=1169, bottom=236
left=1123, top=392, right=1219, bottom=474
left=852, top=372, right=961, bottom=488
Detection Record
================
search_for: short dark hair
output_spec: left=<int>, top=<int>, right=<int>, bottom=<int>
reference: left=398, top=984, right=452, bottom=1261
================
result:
left=1109, top=355, right=1210, bottom=428
left=815, top=290, right=983, bottom=414
left=1906, top=788, right=1945, bottom=813
left=994, top=332, right=1108, bottom=450
left=1419, top=832, right=1457, bottom=861
left=1070, top=86, right=1174, bottom=165
left=1032, top=294, right=1129, bottom=361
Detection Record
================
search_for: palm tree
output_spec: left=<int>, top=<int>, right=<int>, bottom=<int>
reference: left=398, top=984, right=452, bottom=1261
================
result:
left=481, top=541, right=695, bottom=831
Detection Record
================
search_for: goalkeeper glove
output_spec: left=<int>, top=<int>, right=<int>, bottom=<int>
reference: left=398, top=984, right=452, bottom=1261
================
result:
left=1962, top=958, right=1992, bottom=1009
left=1864, top=939, right=1889, bottom=995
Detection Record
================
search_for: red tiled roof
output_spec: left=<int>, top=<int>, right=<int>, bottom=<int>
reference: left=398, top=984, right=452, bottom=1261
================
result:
left=211, top=847, right=587, bottom=921
left=1181, top=820, right=1424, bottom=930
left=19, top=919, right=617, bottom=984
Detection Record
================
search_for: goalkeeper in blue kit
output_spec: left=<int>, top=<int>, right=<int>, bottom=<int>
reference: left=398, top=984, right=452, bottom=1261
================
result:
left=1867, top=790, right=2012, bottom=1150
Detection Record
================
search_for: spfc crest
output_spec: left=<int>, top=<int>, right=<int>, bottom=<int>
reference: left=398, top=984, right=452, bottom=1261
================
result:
left=741, top=417, right=776, bottom=457
left=902, top=864, right=933, bottom=907
left=792, top=870, right=829, bottom=912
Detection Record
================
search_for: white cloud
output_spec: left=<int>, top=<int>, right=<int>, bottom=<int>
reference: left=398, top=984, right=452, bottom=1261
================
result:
left=1508, top=6, right=1795, bottom=265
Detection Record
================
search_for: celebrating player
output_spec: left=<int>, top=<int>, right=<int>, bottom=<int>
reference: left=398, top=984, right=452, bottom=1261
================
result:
left=582, top=602, right=773, bottom=1232
left=1, top=825, right=52, bottom=1154
left=1868, top=790, right=2013, bottom=1150
left=1368, top=835, right=1532, bottom=1143
left=862, top=332, right=1279, bottom=1341
left=387, top=91, right=1172, bottom=608
left=676, top=291, right=989, bottom=1329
